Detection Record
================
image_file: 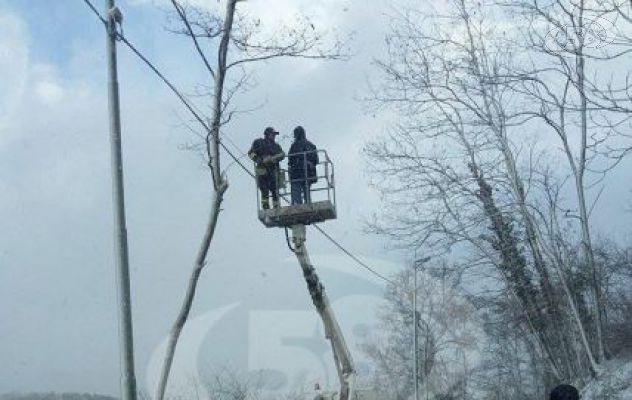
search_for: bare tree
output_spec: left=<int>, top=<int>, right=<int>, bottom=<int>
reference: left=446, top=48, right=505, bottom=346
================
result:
left=365, top=0, right=572, bottom=379
left=363, top=262, right=478, bottom=400
left=167, top=364, right=310, bottom=400
left=154, top=3, right=234, bottom=400
left=154, top=2, right=346, bottom=400
left=498, top=0, right=632, bottom=362
left=202, top=366, right=262, bottom=400
left=362, top=0, right=632, bottom=387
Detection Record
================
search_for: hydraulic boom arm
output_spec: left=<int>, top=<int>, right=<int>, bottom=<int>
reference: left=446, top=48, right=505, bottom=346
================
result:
left=291, top=224, right=355, bottom=400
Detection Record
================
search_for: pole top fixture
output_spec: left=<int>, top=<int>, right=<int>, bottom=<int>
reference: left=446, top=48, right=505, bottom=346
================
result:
left=108, top=6, right=123, bottom=24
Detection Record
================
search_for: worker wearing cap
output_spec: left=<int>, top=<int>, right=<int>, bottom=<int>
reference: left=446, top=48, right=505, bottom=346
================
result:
left=249, top=127, right=285, bottom=209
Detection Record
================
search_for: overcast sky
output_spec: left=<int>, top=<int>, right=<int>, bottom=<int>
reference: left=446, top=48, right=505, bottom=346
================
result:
left=1, top=0, right=630, bottom=398
left=0, top=0, right=409, bottom=397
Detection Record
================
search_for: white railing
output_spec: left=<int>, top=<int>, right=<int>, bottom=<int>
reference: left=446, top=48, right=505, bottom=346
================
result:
left=255, top=148, right=336, bottom=211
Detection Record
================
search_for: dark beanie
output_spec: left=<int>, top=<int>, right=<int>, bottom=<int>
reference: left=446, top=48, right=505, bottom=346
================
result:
left=550, top=384, right=579, bottom=400
left=293, top=126, right=306, bottom=140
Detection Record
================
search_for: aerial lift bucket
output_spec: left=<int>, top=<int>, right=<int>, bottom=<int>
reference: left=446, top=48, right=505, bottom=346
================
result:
left=253, top=150, right=355, bottom=400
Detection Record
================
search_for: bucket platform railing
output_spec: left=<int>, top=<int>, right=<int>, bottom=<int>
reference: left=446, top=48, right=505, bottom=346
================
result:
left=256, top=149, right=337, bottom=228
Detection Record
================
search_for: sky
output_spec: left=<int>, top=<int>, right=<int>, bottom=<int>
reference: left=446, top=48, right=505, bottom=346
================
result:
left=1, top=0, right=631, bottom=398
left=0, top=0, right=407, bottom=397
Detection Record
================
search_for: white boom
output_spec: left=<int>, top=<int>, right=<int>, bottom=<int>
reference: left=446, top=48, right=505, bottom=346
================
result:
left=291, top=224, right=356, bottom=400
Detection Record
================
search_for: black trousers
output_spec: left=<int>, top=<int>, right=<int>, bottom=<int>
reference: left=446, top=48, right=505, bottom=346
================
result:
left=258, top=172, right=278, bottom=201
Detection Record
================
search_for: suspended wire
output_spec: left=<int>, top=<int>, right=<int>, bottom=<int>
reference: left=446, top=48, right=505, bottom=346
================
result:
left=224, top=152, right=249, bottom=172
left=81, top=0, right=246, bottom=167
left=220, top=129, right=247, bottom=158
left=81, top=0, right=106, bottom=25
left=118, top=32, right=251, bottom=174
left=80, top=0, right=395, bottom=286
left=312, top=225, right=396, bottom=285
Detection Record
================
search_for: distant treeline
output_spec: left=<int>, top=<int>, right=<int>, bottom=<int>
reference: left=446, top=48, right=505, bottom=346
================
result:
left=1, top=393, right=116, bottom=400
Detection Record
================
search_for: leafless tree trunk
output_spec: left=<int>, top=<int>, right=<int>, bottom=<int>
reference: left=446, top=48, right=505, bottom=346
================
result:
left=501, top=0, right=632, bottom=363
left=453, top=3, right=569, bottom=373
left=153, top=2, right=346, bottom=398
left=154, top=2, right=235, bottom=400
left=541, top=172, right=599, bottom=375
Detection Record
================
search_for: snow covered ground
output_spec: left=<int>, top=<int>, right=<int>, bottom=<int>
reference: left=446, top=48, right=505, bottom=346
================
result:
left=583, top=358, right=632, bottom=400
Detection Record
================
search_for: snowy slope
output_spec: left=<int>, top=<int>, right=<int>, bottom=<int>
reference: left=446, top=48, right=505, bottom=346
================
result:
left=583, top=358, right=632, bottom=400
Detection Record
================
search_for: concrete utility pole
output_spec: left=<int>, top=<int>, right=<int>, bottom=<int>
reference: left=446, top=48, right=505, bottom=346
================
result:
left=105, top=2, right=138, bottom=400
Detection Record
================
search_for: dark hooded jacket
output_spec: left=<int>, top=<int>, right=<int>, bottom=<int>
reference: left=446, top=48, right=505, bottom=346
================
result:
left=288, top=130, right=318, bottom=183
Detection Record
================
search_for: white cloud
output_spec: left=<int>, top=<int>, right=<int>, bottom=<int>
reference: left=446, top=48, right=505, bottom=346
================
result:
left=35, top=80, right=65, bottom=104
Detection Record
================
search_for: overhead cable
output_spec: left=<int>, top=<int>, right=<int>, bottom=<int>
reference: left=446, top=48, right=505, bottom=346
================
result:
left=80, top=0, right=396, bottom=286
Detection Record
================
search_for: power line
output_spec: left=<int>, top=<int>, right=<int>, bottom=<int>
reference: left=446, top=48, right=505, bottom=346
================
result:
left=81, top=0, right=106, bottom=24
left=312, top=225, right=396, bottom=285
left=80, top=0, right=395, bottom=286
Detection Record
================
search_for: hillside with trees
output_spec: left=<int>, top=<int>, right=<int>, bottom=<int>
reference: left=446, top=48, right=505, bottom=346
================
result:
left=362, top=0, right=632, bottom=398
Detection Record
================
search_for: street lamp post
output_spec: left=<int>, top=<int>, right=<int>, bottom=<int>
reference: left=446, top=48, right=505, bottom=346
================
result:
left=413, top=256, right=431, bottom=400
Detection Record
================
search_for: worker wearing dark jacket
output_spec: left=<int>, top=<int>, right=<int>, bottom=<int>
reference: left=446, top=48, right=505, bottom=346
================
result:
left=288, top=126, right=318, bottom=204
left=249, top=127, right=285, bottom=209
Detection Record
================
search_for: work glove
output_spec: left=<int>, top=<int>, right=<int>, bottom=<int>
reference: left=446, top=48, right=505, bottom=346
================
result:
left=270, top=152, right=285, bottom=163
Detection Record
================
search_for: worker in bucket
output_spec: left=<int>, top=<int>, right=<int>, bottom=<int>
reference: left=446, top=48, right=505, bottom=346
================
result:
left=288, top=125, right=319, bottom=204
left=249, top=126, right=285, bottom=209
